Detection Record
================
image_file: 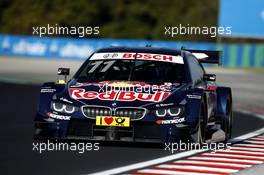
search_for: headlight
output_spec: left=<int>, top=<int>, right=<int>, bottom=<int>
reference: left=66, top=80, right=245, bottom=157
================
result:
left=168, top=107, right=181, bottom=116
left=155, top=107, right=182, bottom=117
left=51, top=102, right=76, bottom=114
left=156, top=108, right=166, bottom=117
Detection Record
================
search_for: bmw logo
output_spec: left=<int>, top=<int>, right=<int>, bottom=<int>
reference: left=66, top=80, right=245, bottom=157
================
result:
left=111, top=102, right=117, bottom=107
left=111, top=53, right=118, bottom=58
left=103, top=54, right=110, bottom=58
left=104, top=53, right=118, bottom=58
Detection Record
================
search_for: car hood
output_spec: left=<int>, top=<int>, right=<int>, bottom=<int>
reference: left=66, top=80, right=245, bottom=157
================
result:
left=58, top=79, right=187, bottom=108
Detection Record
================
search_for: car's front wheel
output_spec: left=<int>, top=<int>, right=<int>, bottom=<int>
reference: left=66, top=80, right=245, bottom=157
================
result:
left=221, top=97, right=233, bottom=142
left=192, top=101, right=207, bottom=144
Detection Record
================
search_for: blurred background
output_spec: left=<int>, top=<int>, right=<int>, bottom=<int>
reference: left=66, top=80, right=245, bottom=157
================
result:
left=0, top=0, right=263, bottom=65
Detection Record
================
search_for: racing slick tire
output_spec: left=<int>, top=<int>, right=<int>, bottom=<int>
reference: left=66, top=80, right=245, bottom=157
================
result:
left=221, top=96, right=233, bottom=142
left=192, top=100, right=207, bottom=144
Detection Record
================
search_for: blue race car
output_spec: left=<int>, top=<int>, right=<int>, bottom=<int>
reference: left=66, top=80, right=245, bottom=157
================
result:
left=34, top=47, right=232, bottom=143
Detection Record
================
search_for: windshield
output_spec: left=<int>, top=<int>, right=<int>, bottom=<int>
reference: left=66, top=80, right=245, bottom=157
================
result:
left=75, top=59, right=186, bottom=85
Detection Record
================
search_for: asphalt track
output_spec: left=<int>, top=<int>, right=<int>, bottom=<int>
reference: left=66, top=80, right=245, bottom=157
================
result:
left=0, top=82, right=264, bottom=175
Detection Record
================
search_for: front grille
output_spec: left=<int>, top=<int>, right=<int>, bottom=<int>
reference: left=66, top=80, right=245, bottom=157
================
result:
left=82, top=106, right=112, bottom=118
left=115, top=108, right=146, bottom=120
left=82, top=105, right=146, bottom=121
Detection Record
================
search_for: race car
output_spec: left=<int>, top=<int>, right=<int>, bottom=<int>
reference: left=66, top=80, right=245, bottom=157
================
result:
left=34, top=46, right=232, bottom=143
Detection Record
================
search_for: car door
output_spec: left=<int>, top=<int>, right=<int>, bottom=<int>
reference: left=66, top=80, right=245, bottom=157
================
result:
left=187, top=54, right=215, bottom=119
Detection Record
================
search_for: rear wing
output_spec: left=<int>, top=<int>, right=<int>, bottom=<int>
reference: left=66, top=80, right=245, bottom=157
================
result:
left=183, top=49, right=222, bottom=65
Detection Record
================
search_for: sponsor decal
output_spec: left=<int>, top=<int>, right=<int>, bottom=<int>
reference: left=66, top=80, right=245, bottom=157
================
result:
left=187, top=94, right=201, bottom=99
left=13, top=40, right=47, bottom=56
left=156, top=117, right=185, bottom=125
left=47, top=112, right=71, bottom=120
left=103, top=53, right=118, bottom=58
left=59, top=97, right=73, bottom=104
left=156, top=103, right=174, bottom=107
left=111, top=102, right=117, bottom=107
left=41, top=88, right=56, bottom=93
left=90, top=52, right=184, bottom=64
left=69, top=88, right=170, bottom=102
left=96, top=116, right=130, bottom=127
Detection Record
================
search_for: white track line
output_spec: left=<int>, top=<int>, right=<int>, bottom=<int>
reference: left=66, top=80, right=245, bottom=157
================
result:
left=229, top=127, right=264, bottom=142
left=173, top=160, right=251, bottom=168
left=136, top=169, right=222, bottom=175
left=89, top=120, right=264, bottom=175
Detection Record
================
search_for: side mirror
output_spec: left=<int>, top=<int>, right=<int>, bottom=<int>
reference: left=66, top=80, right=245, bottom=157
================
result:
left=58, top=68, right=70, bottom=76
left=57, top=68, right=70, bottom=84
left=203, top=74, right=216, bottom=82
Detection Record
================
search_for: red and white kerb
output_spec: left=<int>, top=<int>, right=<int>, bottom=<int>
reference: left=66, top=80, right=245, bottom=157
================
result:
left=90, top=52, right=184, bottom=64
